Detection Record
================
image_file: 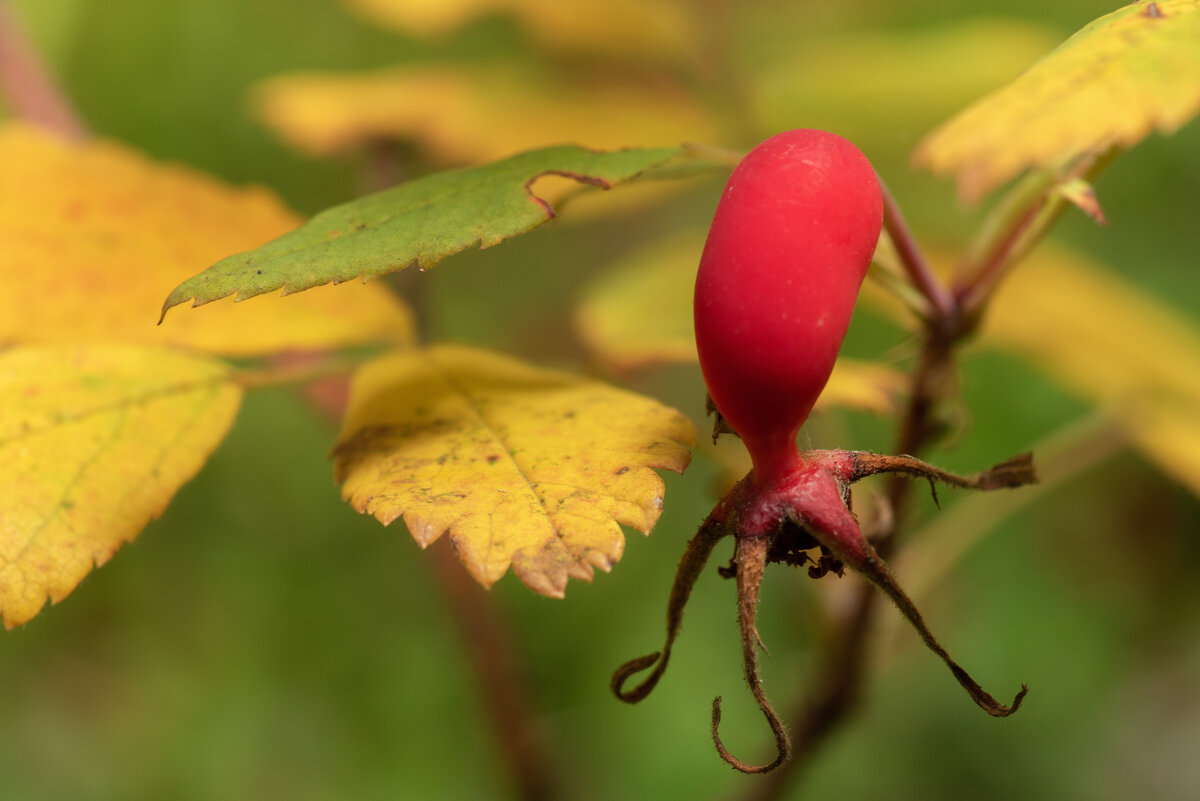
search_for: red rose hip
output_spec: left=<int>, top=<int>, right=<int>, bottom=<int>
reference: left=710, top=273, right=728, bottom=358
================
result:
left=693, top=129, right=883, bottom=485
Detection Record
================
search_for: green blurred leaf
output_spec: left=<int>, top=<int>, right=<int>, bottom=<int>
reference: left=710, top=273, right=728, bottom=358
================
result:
left=160, top=144, right=718, bottom=321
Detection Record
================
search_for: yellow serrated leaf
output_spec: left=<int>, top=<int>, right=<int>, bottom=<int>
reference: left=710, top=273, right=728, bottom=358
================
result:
left=252, top=64, right=718, bottom=163
left=981, top=242, right=1200, bottom=496
left=574, top=232, right=906, bottom=416
left=331, top=345, right=695, bottom=597
left=342, top=0, right=697, bottom=62
left=0, top=123, right=414, bottom=354
left=0, top=345, right=243, bottom=628
left=915, top=0, right=1200, bottom=200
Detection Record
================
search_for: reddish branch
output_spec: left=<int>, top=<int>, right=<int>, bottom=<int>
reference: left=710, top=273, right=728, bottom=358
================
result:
left=430, top=541, right=559, bottom=801
left=0, top=2, right=86, bottom=138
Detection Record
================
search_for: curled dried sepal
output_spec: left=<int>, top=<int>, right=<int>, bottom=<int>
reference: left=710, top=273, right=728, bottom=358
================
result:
left=856, top=548, right=1028, bottom=716
left=613, top=447, right=1033, bottom=772
left=711, top=535, right=790, bottom=773
left=612, top=513, right=730, bottom=703
left=788, top=472, right=1027, bottom=717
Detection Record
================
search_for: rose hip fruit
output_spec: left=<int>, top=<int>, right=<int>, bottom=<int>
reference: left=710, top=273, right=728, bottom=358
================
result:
left=694, top=128, right=883, bottom=486
left=613, top=129, right=1032, bottom=775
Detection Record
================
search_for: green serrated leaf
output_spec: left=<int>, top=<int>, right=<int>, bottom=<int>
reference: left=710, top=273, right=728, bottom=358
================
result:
left=160, top=144, right=716, bottom=321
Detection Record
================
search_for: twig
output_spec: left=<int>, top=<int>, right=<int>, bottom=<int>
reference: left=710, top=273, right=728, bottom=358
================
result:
left=954, top=199, right=1044, bottom=322
left=234, top=353, right=364, bottom=391
left=429, top=540, right=560, bottom=801
left=288, top=352, right=561, bottom=801
left=880, top=179, right=957, bottom=327
left=954, top=149, right=1120, bottom=327
left=0, top=1, right=86, bottom=137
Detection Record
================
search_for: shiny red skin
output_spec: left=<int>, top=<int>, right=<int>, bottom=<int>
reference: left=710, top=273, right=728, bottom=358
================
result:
left=694, top=129, right=882, bottom=487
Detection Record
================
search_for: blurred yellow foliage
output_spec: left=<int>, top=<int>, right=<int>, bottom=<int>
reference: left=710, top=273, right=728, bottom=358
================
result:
left=343, top=0, right=698, bottom=62
left=332, top=345, right=695, bottom=597
left=916, top=0, right=1200, bottom=200
left=253, top=64, right=718, bottom=163
left=753, top=18, right=1061, bottom=154
left=0, top=123, right=414, bottom=354
left=0, top=345, right=242, bottom=628
left=982, top=243, right=1200, bottom=495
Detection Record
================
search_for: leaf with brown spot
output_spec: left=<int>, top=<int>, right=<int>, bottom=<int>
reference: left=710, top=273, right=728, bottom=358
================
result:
left=914, top=0, right=1200, bottom=200
left=331, top=345, right=695, bottom=597
left=161, top=144, right=718, bottom=321
left=0, top=345, right=242, bottom=628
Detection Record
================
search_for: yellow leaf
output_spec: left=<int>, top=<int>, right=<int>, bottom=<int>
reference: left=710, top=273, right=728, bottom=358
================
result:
left=252, top=65, right=719, bottom=163
left=574, top=232, right=906, bottom=416
left=915, top=0, right=1200, bottom=200
left=342, top=0, right=698, bottom=62
left=981, top=242, right=1200, bottom=496
left=331, top=345, right=695, bottom=597
left=0, top=345, right=243, bottom=628
left=0, top=123, right=414, bottom=354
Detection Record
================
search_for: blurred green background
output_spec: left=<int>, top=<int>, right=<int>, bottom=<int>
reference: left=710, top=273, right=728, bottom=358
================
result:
left=3, top=0, right=1199, bottom=799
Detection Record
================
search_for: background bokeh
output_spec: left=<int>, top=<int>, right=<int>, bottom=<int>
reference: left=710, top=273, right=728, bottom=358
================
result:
left=2, top=1, right=1199, bottom=799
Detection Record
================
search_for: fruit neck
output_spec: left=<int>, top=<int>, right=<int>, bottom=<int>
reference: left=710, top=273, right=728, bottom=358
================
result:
left=747, top=437, right=806, bottom=494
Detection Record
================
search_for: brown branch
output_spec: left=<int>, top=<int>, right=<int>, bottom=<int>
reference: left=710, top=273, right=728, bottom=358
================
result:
left=290, top=351, right=559, bottom=801
left=430, top=541, right=560, bottom=801
left=0, top=1, right=86, bottom=138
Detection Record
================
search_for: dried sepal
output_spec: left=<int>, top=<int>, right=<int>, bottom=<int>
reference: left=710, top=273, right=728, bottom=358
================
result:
left=786, top=465, right=1028, bottom=718
left=812, top=449, right=1038, bottom=490
left=711, top=535, right=790, bottom=773
left=613, top=446, right=1034, bottom=773
left=611, top=511, right=730, bottom=703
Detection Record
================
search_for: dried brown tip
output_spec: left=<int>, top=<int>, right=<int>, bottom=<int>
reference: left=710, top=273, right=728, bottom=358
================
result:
left=612, top=515, right=729, bottom=703
left=711, top=536, right=790, bottom=773
left=974, top=452, right=1038, bottom=489
left=845, top=451, right=1038, bottom=491
left=705, top=393, right=738, bottom=443
left=855, top=544, right=1027, bottom=716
